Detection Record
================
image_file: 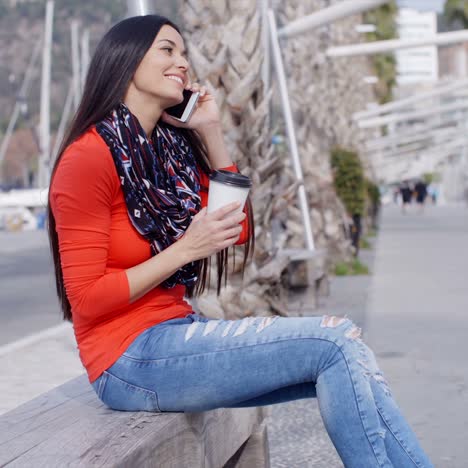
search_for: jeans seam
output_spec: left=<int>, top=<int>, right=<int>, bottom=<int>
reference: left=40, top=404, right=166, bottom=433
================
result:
left=118, top=335, right=341, bottom=363
left=96, top=372, right=108, bottom=399
left=335, top=344, right=389, bottom=467
left=375, top=404, right=423, bottom=467
left=106, top=370, right=161, bottom=412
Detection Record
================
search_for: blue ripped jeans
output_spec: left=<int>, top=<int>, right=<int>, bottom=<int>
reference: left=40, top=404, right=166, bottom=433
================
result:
left=91, top=313, right=434, bottom=468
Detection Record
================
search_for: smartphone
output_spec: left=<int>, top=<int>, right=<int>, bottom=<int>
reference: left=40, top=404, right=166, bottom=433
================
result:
left=165, top=89, right=200, bottom=123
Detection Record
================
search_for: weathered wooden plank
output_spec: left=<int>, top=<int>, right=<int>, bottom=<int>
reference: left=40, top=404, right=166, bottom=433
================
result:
left=233, top=422, right=271, bottom=468
left=0, top=374, right=266, bottom=468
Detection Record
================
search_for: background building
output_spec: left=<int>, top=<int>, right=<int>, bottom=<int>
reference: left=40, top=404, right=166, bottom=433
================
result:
left=395, top=8, right=439, bottom=86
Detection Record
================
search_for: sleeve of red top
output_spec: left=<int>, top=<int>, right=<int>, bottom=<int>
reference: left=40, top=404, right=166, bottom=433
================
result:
left=50, top=142, right=130, bottom=322
left=198, top=164, right=250, bottom=245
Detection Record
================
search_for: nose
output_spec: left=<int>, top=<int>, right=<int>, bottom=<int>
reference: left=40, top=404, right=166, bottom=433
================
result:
left=177, top=54, right=189, bottom=71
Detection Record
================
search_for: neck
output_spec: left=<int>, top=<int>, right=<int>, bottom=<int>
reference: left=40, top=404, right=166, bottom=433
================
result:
left=123, top=87, right=163, bottom=137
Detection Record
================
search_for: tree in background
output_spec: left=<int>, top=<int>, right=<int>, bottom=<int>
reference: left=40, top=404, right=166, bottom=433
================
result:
left=363, top=1, right=398, bottom=104
left=444, top=0, right=468, bottom=28
left=330, top=147, right=366, bottom=257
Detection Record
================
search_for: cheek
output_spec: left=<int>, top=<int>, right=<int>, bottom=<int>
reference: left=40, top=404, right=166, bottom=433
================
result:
left=132, top=57, right=166, bottom=93
left=133, top=64, right=156, bottom=90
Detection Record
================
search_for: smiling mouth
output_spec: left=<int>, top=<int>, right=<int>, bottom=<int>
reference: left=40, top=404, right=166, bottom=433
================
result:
left=166, top=76, right=184, bottom=87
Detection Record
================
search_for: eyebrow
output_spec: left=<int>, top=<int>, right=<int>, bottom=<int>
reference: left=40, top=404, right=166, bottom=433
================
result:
left=157, top=39, right=187, bottom=55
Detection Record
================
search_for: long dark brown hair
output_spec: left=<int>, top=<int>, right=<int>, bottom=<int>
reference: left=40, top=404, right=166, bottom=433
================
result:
left=47, top=15, right=255, bottom=322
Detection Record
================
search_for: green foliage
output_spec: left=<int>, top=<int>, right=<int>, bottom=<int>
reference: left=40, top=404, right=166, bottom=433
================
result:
left=360, top=237, right=371, bottom=250
left=366, top=179, right=381, bottom=206
left=363, top=1, right=398, bottom=104
left=423, top=172, right=434, bottom=184
left=444, top=0, right=468, bottom=28
left=334, top=259, right=370, bottom=276
left=334, top=262, right=349, bottom=276
left=423, top=172, right=441, bottom=184
left=331, top=147, right=366, bottom=217
left=367, top=228, right=378, bottom=238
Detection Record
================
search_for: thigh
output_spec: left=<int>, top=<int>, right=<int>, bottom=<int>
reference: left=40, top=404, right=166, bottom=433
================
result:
left=107, top=313, right=353, bottom=412
left=226, top=381, right=317, bottom=408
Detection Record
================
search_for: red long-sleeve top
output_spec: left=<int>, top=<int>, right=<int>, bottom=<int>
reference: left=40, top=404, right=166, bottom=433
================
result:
left=50, top=126, right=249, bottom=383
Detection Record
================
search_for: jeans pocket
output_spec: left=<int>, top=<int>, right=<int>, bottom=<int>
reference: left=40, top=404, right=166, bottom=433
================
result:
left=96, top=371, right=161, bottom=412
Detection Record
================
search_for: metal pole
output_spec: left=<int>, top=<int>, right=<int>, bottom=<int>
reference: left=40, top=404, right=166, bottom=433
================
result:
left=268, top=9, right=315, bottom=251
left=365, top=125, right=464, bottom=152
left=80, top=28, right=90, bottom=93
left=373, top=137, right=468, bottom=167
left=51, top=78, right=74, bottom=160
left=278, top=0, right=388, bottom=39
left=357, top=100, right=468, bottom=129
left=354, top=78, right=468, bottom=120
left=127, top=0, right=157, bottom=16
left=71, top=20, right=81, bottom=111
left=0, top=37, right=42, bottom=172
left=259, top=0, right=270, bottom=92
left=327, top=30, right=468, bottom=58
left=38, top=0, right=54, bottom=189
left=372, top=131, right=468, bottom=159
left=365, top=111, right=468, bottom=149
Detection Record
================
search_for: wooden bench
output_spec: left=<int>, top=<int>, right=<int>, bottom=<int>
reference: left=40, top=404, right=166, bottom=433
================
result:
left=279, top=248, right=329, bottom=312
left=0, top=374, right=271, bottom=467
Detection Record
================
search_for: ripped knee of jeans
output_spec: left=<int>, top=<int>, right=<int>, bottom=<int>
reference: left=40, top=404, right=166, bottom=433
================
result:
left=320, top=315, right=349, bottom=329
left=184, top=315, right=280, bottom=342
left=344, top=324, right=362, bottom=341
left=320, top=315, right=363, bottom=343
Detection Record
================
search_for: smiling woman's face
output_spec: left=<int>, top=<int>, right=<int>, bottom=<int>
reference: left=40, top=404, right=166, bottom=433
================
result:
left=128, top=24, right=190, bottom=107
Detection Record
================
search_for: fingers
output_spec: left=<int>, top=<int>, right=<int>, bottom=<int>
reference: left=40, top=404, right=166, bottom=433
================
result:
left=219, top=230, right=241, bottom=250
left=223, top=224, right=243, bottom=239
left=219, top=211, right=246, bottom=228
left=209, top=202, right=242, bottom=220
left=185, top=81, right=207, bottom=97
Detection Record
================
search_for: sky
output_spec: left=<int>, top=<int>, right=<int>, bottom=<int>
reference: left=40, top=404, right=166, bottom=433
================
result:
left=397, top=0, right=446, bottom=13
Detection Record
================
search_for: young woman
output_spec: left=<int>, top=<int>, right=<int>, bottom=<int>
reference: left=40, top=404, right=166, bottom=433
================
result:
left=48, top=15, right=434, bottom=468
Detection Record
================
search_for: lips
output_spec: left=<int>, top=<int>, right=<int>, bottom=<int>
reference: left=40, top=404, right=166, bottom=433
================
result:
left=165, top=75, right=184, bottom=87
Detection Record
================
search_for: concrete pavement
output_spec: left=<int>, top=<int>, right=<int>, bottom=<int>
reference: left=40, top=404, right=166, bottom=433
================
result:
left=268, top=204, right=467, bottom=468
left=366, top=204, right=468, bottom=467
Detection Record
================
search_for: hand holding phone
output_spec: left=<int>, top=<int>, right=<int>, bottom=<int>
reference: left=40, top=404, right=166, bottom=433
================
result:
left=165, top=89, right=200, bottom=123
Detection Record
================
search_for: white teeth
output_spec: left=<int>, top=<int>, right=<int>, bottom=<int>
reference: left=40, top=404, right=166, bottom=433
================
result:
left=167, top=76, right=183, bottom=85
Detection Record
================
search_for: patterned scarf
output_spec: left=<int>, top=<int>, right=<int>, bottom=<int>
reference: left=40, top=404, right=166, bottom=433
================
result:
left=96, top=102, right=201, bottom=289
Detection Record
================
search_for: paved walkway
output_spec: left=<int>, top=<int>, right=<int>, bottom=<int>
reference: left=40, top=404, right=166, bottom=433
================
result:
left=1, top=204, right=466, bottom=467
left=366, top=204, right=468, bottom=467
left=267, top=203, right=468, bottom=467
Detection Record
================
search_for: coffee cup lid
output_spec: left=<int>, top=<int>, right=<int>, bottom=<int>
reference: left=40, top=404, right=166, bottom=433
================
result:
left=209, top=170, right=252, bottom=188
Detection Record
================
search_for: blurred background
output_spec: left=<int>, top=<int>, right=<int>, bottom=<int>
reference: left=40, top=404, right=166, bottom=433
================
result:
left=1, top=1, right=467, bottom=467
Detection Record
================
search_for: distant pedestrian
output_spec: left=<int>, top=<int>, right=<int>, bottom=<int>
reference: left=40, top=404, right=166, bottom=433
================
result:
left=46, top=14, right=434, bottom=468
left=393, top=186, right=400, bottom=205
left=414, top=179, right=428, bottom=213
left=427, top=183, right=438, bottom=205
left=400, top=180, right=413, bottom=214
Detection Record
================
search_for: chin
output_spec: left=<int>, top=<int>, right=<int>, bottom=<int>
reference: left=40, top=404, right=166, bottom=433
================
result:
left=163, top=90, right=184, bottom=106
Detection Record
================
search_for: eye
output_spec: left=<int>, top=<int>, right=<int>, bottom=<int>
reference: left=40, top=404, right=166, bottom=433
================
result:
left=162, top=47, right=173, bottom=54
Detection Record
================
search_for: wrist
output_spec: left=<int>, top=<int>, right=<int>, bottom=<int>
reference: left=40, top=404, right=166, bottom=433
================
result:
left=174, top=236, right=193, bottom=265
left=196, top=123, right=222, bottom=142
left=196, top=125, right=233, bottom=169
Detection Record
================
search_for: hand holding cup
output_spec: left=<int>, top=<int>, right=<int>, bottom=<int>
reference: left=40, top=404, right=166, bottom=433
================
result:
left=180, top=201, right=246, bottom=262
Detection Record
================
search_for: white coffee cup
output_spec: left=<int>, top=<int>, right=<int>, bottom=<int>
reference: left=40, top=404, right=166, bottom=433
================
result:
left=207, top=170, right=252, bottom=216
